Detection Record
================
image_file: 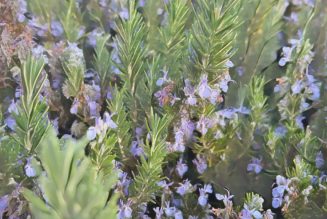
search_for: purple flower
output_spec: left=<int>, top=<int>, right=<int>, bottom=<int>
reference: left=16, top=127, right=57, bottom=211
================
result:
left=88, top=101, right=98, bottom=117
left=118, top=200, right=133, bottom=219
left=70, top=99, right=79, bottom=114
left=117, top=172, right=131, bottom=196
left=197, top=75, right=211, bottom=99
left=50, top=20, right=64, bottom=37
left=180, top=118, right=195, bottom=140
left=247, top=157, right=263, bottom=174
left=216, top=191, right=234, bottom=207
left=174, top=210, right=183, bottom=219
left=274, top=126, right=287, bottom=138
left=156, top=71, right=169, bottom=86
left=0, top=195, right=9, bottom=218
left=295, top=115, right=305, bottom=129
left=130, top=141, right=144, bottom=157
left=154, top=207, right=164, bottom=219
left=192, top=155, right=207, bottom=174
left=104, top=112, right=118, bottom=129
left=154, top=89, right=169, bottom=107
left=8, top=100, right=18, bottom=114
left=219, top=73, right=233, bottom=93
left=24, top=157, right=36, bottom=177
left=196, top=116, right=211, bottom=135
left=272, top=197, right=283, bottom=208
left=279, top=46, right=293, bottom=66
left=198, top=184, right=213, bottom=207
left=173, top=130, right=185, bottom=152
left=315, top=151, right=324, bottom=168
left=164, top=201, right=176, bottom=217
left=157, top=180, right=173, bottom=194
left=291, top=80, right=303, bottom=94
left=176, top=158, right=188, bottom=177
left=225, top=60, right=234, bottom=68
left=176, top=180, right=194, bottom=196
left=186, top=95, right=197, bottom=106
left=119, top=8, right=129, bottom=20
left=86, top=127, right=97, bottom=140
left=4, top=117, right=16, bottom=130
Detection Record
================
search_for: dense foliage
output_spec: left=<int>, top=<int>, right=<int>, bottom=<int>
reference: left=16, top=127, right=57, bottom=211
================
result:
left=0, top=0, right=327, bottom=218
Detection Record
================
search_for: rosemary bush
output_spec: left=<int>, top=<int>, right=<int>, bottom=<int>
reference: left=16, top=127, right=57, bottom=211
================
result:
left=0, top=0, right=326, bottom=218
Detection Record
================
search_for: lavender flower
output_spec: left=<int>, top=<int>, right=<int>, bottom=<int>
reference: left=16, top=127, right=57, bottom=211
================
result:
left=117, top=172, right=131, bottom=196
left=192, top=155, right=207, bottom=174
left=196, top=116, right=213, bottom=135
left=156, top=71, right=169, bottom=86
left=180, top=118, right=195, bottom=140
left=295, top=115, right=305, bottom=129
left=216, top=191, right=234, bottom=208
left=130, top=141, right=144, bottom=157
left=164, top=201, right=176, bottom=217
left=315, top=151, right=324, bottom=168
left=197, top=75, right=211, bottom=99
left=118, top=200, right=133, bottom=219
left=5, top=117, right=16, bottom=130
left=24, top=157, right=36, bottom=177
left=88, top=100, right=98, bottom=117
left=104, top=112, right=118, bottom=129
left=70, top=99, right=79, bottom=115
left=173, top=130, right=185, bottom=152
left=218, top=73, right=233, bottom=93
left=8, top=100, right=18, bottom=114
left=184, top=79, right=197, bottom=105
left=154, top=207, right=164, bottom=219
left=86, top=127, right=97, bottom=140
left=274, top=126, right=287, bottom=138
left=50, top=20, right=64, bottom=37
left=157, top=180, right=173, bottom=194
left=176, top=180, right=194, bottom=196
left=198, top=184, right=213, bottom=207
left=247, top=157, right=263, bottom=174
left=174, top=210, right=183, bottom=219
left=154, top=89, right=169, bottom=107
left=279, top=46, right=293, bottom=66
left=176, top=158, right=188, bottom=177
left=291, top=80, right=303, bottom=94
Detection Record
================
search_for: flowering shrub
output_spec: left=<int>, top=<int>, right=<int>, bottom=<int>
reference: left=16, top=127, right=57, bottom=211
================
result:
left=0, top=0, right=327, bottom=218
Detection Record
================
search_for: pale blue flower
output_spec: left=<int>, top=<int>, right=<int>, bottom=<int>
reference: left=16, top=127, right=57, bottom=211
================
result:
left=291, top=80, right=303, bottom=94
left=272, top=197, right=282, bottom=208
left=198, top=184, right=212, bottom=207
left=176, top=180, right=194, bottom=196
left=5, top=117, right=16, bottom=130
left=154, top=207, right=164, bottom=219
left=247, top=157, right=263, bottom=174
left=315, top=151, right=324, bottom=168
left=118, top=200, right=132, bottom=219
left=130, top=141, right=144, bottom=157
left=274, top=126, right=287, bottom=138
left=279, top=46, right=293, bottom=66
left=24, top=157, right=36, bottom=177
left=197, top=75, right=211, bottom=99
left=50, top=20, right=64, bottom=37
left=164, top=201, right=176, bottom=217
left=86, top=127, right=97, bottom=140
left=225, top=60, right=234, bottom=68
left=8, top=100, right=18, bottom=114
left=174, top=210, right=183, bottom=219
left=295, top=115, right=305, bottom=129
left=156, top=71, right=169, bottom=86
left=192, top=155, right=207, bottom=174
left=104, top=112, right=118, bottom=129
left=215, top=191, right=234, bottom=207
left=176, top=158, right=188, bottom=177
